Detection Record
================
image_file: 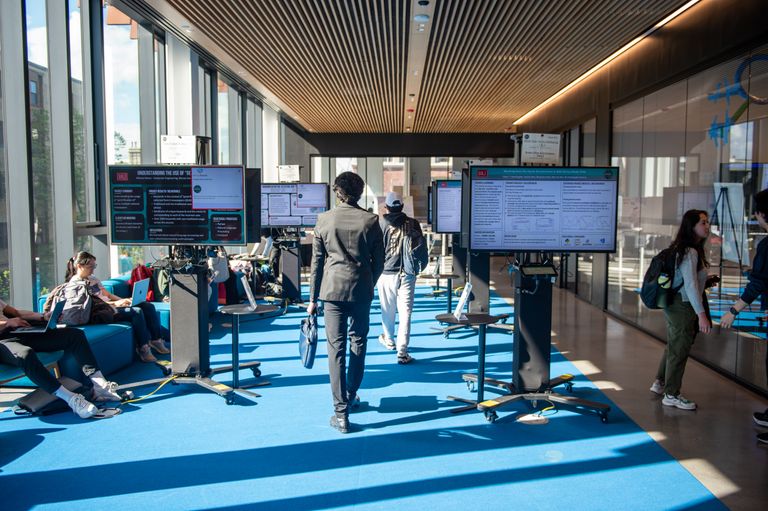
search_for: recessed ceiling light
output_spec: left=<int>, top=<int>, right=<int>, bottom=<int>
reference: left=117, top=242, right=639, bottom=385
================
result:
left=414, top=14, right=430, bottom=22
left=417, top=1, right=430, bottom=6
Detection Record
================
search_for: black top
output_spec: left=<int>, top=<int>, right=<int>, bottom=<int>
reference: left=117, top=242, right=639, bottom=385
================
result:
left=380, top=211, right=423, bottom=275
left=741, top=235, right=768, bottom=308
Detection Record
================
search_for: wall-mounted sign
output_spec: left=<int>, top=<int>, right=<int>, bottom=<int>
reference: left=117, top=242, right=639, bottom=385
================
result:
left=521, top=133, right=561, bottom=165
left=159, top=135, right=197, bottom=164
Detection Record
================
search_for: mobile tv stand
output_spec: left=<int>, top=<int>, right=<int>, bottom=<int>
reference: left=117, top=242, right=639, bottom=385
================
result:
left=454, top=262, right=609, bottom=423
left=119, top=264, right=258, bottom=405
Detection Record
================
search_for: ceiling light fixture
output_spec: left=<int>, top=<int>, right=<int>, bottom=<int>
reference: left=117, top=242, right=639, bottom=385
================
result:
left=414, top=14, right=430, bottom=23
left=417, top=0, right=430, bottom=6
left=514, top=0, right=700, bottom=125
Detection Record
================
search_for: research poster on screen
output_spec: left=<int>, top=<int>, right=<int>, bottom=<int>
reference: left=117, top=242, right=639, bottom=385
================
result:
left=469, top=167, right=618, bottom=252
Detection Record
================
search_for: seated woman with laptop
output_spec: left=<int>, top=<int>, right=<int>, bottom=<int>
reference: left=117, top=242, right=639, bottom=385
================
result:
left=63, top=251, right=169, bottom=362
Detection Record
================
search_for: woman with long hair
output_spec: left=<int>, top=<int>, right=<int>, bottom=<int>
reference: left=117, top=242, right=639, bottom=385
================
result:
left=650, top=209, right=712, bottom=411
left=65, top=251, right=169, bottom=363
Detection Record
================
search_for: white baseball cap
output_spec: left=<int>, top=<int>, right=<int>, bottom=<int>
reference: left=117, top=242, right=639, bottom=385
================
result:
left=385, top=192, right=403, bottom=208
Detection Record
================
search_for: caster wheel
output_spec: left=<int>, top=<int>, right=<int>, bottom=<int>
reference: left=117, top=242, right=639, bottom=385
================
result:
left=484, top=411, right=498, bottom=423
left=530, top=400, right=538, bottom=409
left=466, top=381, right=476, bottom=392
left=225, top=395, right=235, bottom=405
left=565, top=383, right=573, bottom=393
left=600, top=414, right=608, bottom=424
left=162, top=367, right=172, bottom=376
left=444, top=333, right=449, bottom=339
left=252, top=368, right=262, bottom=378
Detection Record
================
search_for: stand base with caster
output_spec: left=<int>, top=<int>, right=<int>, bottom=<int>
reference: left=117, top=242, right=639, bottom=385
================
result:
left=456, top=373, right=609, bottom=423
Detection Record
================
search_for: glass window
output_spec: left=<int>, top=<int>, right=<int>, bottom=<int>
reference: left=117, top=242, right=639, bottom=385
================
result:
left=217, top=78, right=229, bottom=163
left=104, top=4, right=140, bottom=164
left=25, top=0, right=56, bottom=298
left=214, top=77, right=243, bottom=164
left=0, top=14, right=8, bottom=301
left=607, top=48, right=768, bottom=393
left=69, top=0, right=95, bottom=223
left=577, top=118, right=597, bottom=300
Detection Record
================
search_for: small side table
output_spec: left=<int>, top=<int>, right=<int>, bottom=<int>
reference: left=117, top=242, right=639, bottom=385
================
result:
left=219, top=303, right=279, bottom=399
left=424, top=274, right=460, bottom=312
left=435, top=312, right=504, bottom=413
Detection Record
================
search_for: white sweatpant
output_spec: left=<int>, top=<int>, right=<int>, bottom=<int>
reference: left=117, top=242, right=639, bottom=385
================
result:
left=377, top=272, right=416, bottom=357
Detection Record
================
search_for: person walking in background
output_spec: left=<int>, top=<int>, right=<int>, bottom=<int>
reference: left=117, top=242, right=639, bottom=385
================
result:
left=719, top=189, right=768, bottom=444
left=307, top=172, right=384, bottom=434
left=377, top=191, right=427, bottom=364
left=650, top=209, right=712, bottom=411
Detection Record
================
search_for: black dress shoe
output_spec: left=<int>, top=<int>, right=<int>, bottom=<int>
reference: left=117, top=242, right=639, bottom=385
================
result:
left=330, top=415, right=349, bottom=434
left=758, top=432, right=768, bottom=445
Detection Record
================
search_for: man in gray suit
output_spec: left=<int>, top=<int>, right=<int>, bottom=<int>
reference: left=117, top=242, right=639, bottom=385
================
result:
left=308, top=172, right=384, bottom=433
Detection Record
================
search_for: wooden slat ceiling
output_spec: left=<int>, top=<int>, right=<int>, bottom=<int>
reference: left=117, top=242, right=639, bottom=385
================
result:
left=162, top=0, right=690, bottom=133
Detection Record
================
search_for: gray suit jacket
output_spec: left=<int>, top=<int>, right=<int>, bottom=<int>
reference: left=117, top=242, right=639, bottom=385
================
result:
left=310, top=202, right=384, bottom=303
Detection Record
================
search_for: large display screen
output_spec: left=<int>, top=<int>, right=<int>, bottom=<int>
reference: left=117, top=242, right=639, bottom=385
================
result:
left=469, top=166, right=618, bottom=252
left=109, top=165, right=246, bottom=246
left=433, top=179, right=462, bottom=233
left=261, top=183, right=329, bottom=227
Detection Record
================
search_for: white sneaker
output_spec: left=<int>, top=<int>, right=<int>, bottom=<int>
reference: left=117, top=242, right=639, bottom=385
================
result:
left=92, top=381, right=122, bottom=402
left=378, top=334, right=395, bottom=351
left=650, top=379, right=664, bottom=395
left=68, top=394, right=98, bottom=419
left=662, top=393, right=697, bottom=410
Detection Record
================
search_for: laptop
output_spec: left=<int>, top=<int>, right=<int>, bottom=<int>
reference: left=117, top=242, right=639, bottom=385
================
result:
left=131, top=278, right=150, bottom=306
left=241, top=275, right=259, bottom=311
left=14, top=300, right=66, bottom=334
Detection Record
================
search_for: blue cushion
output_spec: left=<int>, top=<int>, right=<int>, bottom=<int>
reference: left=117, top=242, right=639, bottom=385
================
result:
left=0, top=350, right=63, bottom=387
left=59, top=323, right=134, bottom=378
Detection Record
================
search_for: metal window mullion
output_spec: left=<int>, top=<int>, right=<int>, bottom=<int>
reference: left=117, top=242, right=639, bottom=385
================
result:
left=138, top=23, right=157, bottom=164
left=88, top=0, right=107, bottom=227
left=155, top=37, right=167, bottom=150
left=229, top=88, right=241, bottom=164
left=210, top=70, right=219, bottom=164
left=79, top=0, right=97, bottom=224
left=47, top=0, right=75, bottom=281
left=1, top=0, right=34, bottom=308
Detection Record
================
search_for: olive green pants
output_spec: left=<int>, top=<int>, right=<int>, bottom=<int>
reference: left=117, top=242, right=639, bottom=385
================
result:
left=657, top=294, right=698, bottom=396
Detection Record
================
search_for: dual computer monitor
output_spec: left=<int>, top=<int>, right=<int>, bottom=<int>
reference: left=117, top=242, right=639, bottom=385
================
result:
left=108, top=165, right=329, bottom=246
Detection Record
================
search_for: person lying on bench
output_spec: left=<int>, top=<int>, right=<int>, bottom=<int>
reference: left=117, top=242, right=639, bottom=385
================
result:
left=0, top=299, right=121, bottom=418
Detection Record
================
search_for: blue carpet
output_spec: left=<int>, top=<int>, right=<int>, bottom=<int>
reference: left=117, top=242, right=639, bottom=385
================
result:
left=0, top=287, right=724, bottom=510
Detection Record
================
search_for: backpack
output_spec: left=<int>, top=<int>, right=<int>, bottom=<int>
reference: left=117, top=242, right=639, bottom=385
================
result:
left=640, top=248, right=682, bottom=309
left=400, top=218, right=429, bottom=276
left=43, top=283, right=68, bottom=313
left=129, top=264, right=156, bottom=302
left=60, top=280, right=93, bottom=326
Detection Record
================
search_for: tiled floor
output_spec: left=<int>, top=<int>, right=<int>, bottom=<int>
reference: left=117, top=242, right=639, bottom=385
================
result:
left=491, top=272, right=767, bottom=511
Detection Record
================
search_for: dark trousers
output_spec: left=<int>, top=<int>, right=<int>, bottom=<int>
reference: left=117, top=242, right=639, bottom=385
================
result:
left=658, top=294, right=698, bottom=396
left=0, top=328, right=98, bottom=394
left=113, top=302, right=162, bottom=347
left=324, top=300, right=370, bottom=417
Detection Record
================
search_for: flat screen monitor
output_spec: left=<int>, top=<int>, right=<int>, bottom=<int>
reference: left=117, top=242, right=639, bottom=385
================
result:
left=245, top=168, right=261, bottom=242
left=469, top=166, right=618, bottom=253
left=109, top=165, right=246, bottom=246
left=433, top=179, right=462, bottom=234
left=427, top=185, right=433, bottom=225
left=261, top=183, right=329, bottom=227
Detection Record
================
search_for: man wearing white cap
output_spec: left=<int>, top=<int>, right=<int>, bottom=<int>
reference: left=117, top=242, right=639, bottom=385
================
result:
left=377, top=191, right=427, bottom=364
